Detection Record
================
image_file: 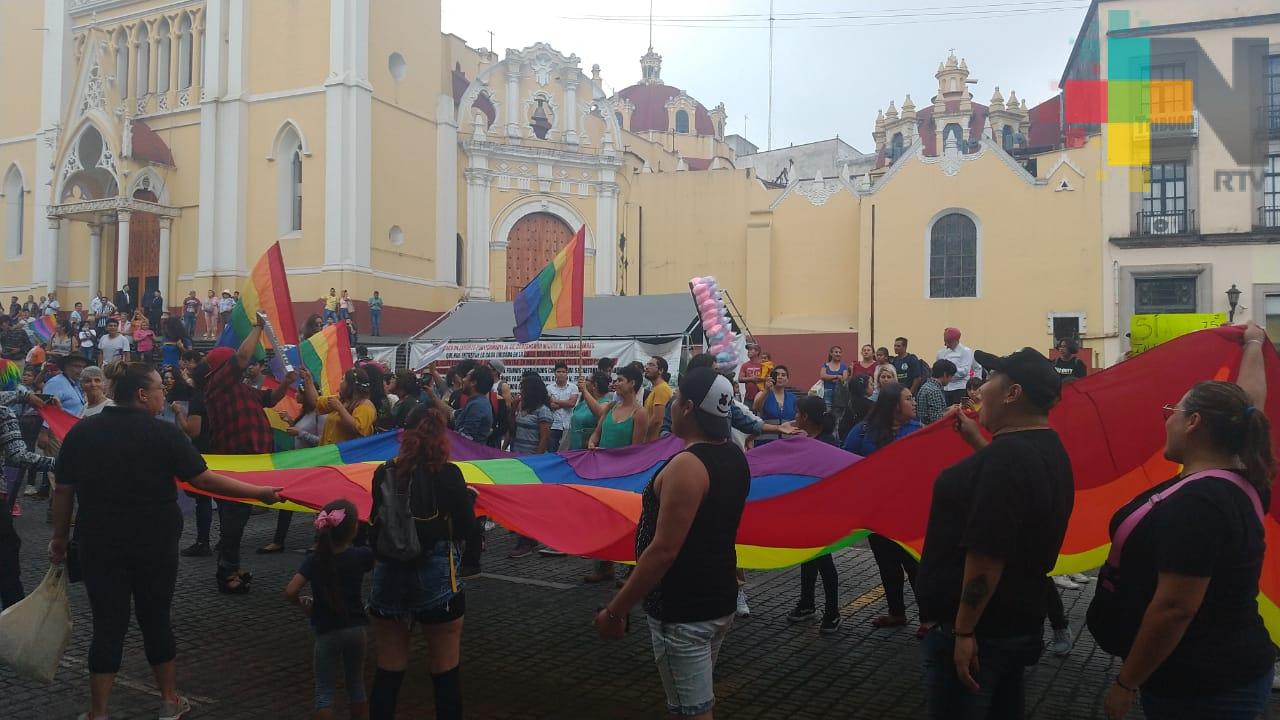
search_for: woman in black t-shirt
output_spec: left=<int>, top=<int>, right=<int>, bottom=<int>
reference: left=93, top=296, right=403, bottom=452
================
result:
left=49, top=362, right=281, bottom=720
left=366, top=405, right=473, bottom=720
left=1095, top=325, right=1274, bottom=720
left=786, top=396, right=847, bottom=634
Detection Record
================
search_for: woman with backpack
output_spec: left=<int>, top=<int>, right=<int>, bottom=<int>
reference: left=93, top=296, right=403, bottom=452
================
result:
left=842, top=383, right=924, bottom=632
left=1092, top=324, right=1274, bottom=720
left=367, top=405, right=474, bottom=720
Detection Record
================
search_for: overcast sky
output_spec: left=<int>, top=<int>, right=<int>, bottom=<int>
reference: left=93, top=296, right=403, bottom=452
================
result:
left=442, top=0, right=1091, bottom=153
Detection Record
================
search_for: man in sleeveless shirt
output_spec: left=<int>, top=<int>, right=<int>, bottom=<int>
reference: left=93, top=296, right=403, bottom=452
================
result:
left=596, top=368, right=750, bottom=719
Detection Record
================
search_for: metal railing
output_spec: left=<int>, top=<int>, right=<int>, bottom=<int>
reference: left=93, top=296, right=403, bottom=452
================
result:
left=1134, top=209, right=1196, bottom=236
left=1262, top=106, right=1280, bottom=137
left=1260, top=205, right=1280, bottom=229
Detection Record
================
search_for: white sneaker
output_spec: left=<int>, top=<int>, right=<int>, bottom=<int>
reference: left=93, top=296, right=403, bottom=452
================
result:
left=1049, top=626, right=1074, bottom=657
left=1068, top=573, right=1092, bottom=584
left=1272, top=660, right=1280, bottom=691
left=735, top=589, right=750, bottom=618
left=1053, top=575, right=1080, bottom=590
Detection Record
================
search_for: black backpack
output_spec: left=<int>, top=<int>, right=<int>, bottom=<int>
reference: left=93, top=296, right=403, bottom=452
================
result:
left=374, top=465, right=422, bottom=562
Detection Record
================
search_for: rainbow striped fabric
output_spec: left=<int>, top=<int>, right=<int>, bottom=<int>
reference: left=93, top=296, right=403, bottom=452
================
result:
left=218, top=242, right=298, bottom=355
left=38, top=328, right=1280, bottom=642
left=292, top=323, right=353, bottom=396
left=512, top=225, right=585, bottom=343
left=29, top=316, right=56, bottom=343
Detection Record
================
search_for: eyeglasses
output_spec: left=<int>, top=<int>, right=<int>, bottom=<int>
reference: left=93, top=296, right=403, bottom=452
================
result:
left=1161, top=404, right=1190, bottom=420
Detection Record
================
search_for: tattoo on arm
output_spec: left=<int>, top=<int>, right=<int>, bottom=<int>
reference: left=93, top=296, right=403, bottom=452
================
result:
left=961, top=576, right=990, bottom=609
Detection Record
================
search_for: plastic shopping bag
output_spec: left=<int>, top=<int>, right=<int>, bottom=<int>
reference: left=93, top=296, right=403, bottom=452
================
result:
left=0, top=564, right=72, bottom=683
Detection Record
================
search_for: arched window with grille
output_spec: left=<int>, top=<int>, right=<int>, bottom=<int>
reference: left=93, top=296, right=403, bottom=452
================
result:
left=178, top=14, right=193, bottom=89
left=274, top=123, right=305, bottom=236
left=155, top=18, right=171, bottom=94
left=890, top=132, right=904, bottom=160
left=674, top=109, right=689, bottom=134
left=115, top=29, right=129, bottom=98
left=928, top=211, right=978, bottom=298
left=4, top=166, right=24, bottom=259
left=135, top=24, right=150, bottom=96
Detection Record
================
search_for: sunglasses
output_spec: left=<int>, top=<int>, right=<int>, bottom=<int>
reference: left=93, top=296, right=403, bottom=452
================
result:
left=1161, top=404, right=1191, bottom=420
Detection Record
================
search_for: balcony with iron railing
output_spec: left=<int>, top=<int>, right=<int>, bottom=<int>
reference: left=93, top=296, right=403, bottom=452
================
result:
left=1260, top=205, right=1280, bottom=229
left=1134, top=209, right=1197, bottom=237
left=1260, top=105, right=1280, bottom=137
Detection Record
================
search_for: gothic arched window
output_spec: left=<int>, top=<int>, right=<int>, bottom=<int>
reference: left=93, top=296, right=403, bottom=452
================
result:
left=675, top=110, right=690, bottom=134
left=929, top=212, right=978, bottom=298
left=942, top=123, right=964, bottom=152
left=1002, top=125, right=1015, bottom=151
left=4, top=167, right=24, bottom=259
left=178, top=14, right=194, bottom=89
left=155, top=18, right=171, bottom=94
left=890, top=132, right=904, bottom=160
left=135, top=24, right=150, bottom=96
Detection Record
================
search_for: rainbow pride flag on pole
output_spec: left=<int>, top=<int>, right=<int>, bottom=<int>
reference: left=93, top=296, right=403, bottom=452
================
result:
left=289, top=323, right=353, bottom=396
left=512, top=225, right=585, bottom=343
left=218, top=242, right=299, bottom=354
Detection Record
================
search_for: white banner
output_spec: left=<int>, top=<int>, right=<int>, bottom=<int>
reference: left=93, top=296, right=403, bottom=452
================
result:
left=365, top=346, right=398, bottom=370
left=410, top=338, right=683, bottom=388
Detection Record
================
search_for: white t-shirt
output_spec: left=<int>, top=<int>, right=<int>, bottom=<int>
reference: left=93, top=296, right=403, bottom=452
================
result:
left=43, top=300, right=59, bottom=316
left=82, top=399, right=113, bottom=417
left=546, top=380, right=577, bottom=431
left=98, top=334, right=131, bottom=364
left=935, top=343, right=975, bottom=393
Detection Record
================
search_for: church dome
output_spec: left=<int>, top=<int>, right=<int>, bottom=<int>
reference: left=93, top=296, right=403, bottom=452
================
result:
left=612, top=48, right=716, bottom=135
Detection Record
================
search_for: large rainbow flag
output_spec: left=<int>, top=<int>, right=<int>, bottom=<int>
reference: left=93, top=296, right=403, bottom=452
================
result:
left=218, top=242, right=298, bottom=355
left=39, top=327, right=1280, bottom=641
left=512, top=225, right=585, bottom=343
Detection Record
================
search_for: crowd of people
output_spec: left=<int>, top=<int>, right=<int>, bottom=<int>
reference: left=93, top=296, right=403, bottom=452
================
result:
left=0, top=306, right=1273, bottom=720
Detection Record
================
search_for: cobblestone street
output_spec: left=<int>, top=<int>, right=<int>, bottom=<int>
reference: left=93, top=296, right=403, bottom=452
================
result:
left=3, top=504, right=1277, bottom=719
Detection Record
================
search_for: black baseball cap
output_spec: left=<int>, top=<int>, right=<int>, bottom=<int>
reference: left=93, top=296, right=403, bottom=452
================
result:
left=677, top=367, right=733, bottom=440
left=974, top=347, right=1062, bottom=411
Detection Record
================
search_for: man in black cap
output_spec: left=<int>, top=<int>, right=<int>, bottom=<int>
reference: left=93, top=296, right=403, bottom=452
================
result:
left=916, top=347, right=1074, bottom=718
left=595, top=367, right=750, bottom=719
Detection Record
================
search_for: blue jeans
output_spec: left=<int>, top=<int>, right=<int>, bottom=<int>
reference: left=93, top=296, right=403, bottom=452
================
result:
left=368, top=541, right=462, bottom=620
left=922, top=625, right=1042, bottom=720
left=323, top=309, right=336, bottom=325
left=647, top=613, right=734, bottom=716
left=369, top=309, right=380, bottom=336
left=1140, top=668, right=1273, bottom=719
left=314, top=625, right=367, bottom=710
left=183, top=312, right=196, bottom=337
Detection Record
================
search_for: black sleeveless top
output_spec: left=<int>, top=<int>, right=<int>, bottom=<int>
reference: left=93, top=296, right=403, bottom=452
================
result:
left=636, top=441, right=751, bottom=623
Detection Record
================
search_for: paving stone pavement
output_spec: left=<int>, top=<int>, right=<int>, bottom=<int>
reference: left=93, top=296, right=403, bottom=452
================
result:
left=3, top=501, right=1278, bottom=719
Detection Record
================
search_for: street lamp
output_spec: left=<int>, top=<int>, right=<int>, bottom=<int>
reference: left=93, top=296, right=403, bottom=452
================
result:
left=1226, top=284, right=1242, bottom=322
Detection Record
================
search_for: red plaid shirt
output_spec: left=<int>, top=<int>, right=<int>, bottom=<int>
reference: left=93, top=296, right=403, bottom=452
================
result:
left=204, top=355, right=275, bottom=454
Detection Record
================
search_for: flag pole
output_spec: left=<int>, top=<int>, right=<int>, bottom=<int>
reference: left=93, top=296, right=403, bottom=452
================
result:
left=578, top=324, right=585, bottom=380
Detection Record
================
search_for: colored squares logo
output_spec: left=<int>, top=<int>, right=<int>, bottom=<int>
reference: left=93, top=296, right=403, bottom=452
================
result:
left=1062, top=9, right=1195, bottom=168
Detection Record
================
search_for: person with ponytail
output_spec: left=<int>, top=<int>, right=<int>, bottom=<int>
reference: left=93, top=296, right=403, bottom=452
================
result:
left=843, top=383, right=925, bottom=632
left=367, top=405, right=473, bottom=720
left=1095, top=324, right=1275, bottom=720
left=285, top=498, right=372, bottom=720
left=786, top=395, right=846, bottom=633
left=314, top=367, right=378, bottom=446
left=50, top=361, right=282, bottom=720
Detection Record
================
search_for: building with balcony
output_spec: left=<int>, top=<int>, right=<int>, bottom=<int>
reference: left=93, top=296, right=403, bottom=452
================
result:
left=1058, top=0, right=1280, bottom=358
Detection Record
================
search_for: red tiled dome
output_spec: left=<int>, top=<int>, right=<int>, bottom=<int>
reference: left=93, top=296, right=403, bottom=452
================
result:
left=615, top=83, right=715, bottom=135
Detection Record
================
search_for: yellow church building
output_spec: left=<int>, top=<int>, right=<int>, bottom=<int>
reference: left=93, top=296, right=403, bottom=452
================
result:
left=0, top=0, right=1275, bottom=372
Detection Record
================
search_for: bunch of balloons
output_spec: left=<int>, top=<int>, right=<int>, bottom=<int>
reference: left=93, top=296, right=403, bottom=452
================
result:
left=689, top=276, right=741, bottom=373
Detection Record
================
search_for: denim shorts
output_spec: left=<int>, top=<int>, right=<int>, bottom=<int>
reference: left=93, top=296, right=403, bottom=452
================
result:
left=647, top=613, right=734, bottom=716
left=1140, top=667, right=1274, bottom=720
left=367, top=541, right=463, bottom=622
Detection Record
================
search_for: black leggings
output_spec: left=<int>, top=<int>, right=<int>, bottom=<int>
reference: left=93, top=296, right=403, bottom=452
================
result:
left=80, top=537, right=179, bottom=674
left=0, top=488, right=22, bottom=609
left=799, top=554, right=839, bottom=612
left=868, top=534, right=918, bottom=618
left=272, top=510, right=294, bottom=547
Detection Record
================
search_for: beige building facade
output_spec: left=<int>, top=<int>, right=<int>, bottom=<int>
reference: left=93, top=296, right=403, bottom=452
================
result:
left=0, top=0, right=1272, bottom=373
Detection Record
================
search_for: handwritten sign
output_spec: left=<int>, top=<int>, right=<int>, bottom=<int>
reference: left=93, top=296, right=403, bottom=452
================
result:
left=1129, top=313, right=1228, bottom=354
